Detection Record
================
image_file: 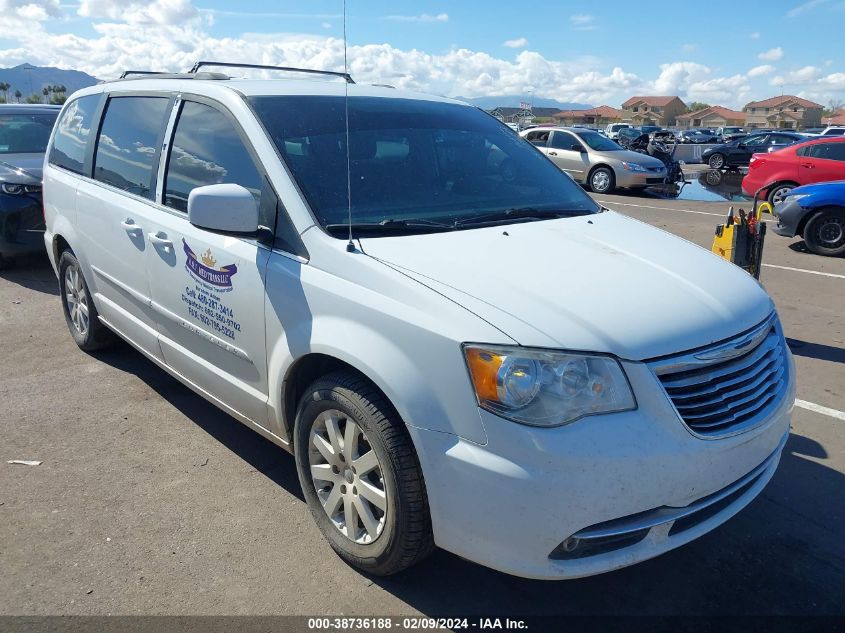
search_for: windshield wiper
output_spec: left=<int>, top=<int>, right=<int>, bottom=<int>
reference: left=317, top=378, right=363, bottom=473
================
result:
left=324, top=217, right=455, bottom=234
left=453, top=207, right=591, bottom=228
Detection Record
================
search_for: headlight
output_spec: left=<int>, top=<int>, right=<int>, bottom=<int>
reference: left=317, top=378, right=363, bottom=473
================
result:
left=1, top=182, right=41, bottom=195
left=463, top=345, right=636, bottom=427
left=784, top=193, right=809, bottom=204
left=621, top=161, right=648, bottom=173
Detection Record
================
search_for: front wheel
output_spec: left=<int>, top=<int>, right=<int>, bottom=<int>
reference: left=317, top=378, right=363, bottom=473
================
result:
left=294, top=370, right=434, bottom=576
left=803, top=208, right=845, bottom=257
left=589, top=167, right=615, bottom=194
left=708, top=153, right=726, bottom=169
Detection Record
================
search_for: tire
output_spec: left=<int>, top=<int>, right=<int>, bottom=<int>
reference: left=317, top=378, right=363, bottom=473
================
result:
left=58, top=250, right=116, bottom=351
left=589, top=166, right=615, bottom=194
left=803, top=208, right=845, bottom=257
left=708, top=153, right=726, bottom=169
left=767, top=182, right=797, bottom=206
left=294, top=370, right=434, bottom=576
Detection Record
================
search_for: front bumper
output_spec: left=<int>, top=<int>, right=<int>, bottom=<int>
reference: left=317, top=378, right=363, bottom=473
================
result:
left=411, top=356, right=794, bottom=579
left=772, top=198, right=808, bottom=237
left=0, top=192, right=45, bottom=257
left=615, top=168, right=668, bottom=188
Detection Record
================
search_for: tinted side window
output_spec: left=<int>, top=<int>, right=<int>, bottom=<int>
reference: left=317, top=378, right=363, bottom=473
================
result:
left=94, top=97, right=170, bottom=200
left=49, top=94, right=100, bottom=174
left=164, top=101, right=262, bottom=212
left=811, top=143, right=845, bottom=161
left=549, top=131, right=576, bottom=150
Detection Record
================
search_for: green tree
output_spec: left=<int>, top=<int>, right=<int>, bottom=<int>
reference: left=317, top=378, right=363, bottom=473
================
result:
left=42, top=86, right=50, bottom=103
left=685, top=102, right=711, bottom=113
left=25, top=93, right=42, bottom=104
left=14, top=89, right=22, bottom=103
left=0, top=82, right=9, bottom=103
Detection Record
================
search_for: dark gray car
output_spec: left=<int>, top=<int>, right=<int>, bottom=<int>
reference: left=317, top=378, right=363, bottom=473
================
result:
left=0, top=104, right=60, bottom=269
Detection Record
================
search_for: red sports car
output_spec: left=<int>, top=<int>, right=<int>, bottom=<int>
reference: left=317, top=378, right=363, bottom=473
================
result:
left=742, top=137, right=845, bottom=204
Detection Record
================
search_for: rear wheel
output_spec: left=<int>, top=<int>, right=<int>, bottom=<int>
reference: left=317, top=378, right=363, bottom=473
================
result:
left=59, top=250, right=115, bottom=351
left=589, top=167, right=615, bottom=194
left=708, top=153, right=726, bottom=169
left=768, top=182, right=797, bottom=205
left=803, top=208, right=845, bottom=257
left=294, top=370, right=434, bottom=576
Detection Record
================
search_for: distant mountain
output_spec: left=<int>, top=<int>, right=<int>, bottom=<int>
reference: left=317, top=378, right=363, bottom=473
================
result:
left=0, top=63, right=99, bottom=101
left=454, top=95, right=593, bottom=110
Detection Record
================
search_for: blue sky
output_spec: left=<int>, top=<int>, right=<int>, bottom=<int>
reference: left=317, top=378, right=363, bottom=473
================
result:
left=0, top=0, right=843, bottom=109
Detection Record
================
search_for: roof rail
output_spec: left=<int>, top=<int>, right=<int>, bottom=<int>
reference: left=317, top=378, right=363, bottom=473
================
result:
left=188, top=61, right=355, bottom=84
left=119, top=70, right=167, bottom=79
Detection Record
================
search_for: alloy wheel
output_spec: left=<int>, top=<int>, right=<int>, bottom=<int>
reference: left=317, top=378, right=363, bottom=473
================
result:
left=770, top=186, right=793, bottom=205
left=592, top=170, right=610, bottom=192
left=308, top=409, right=387, bottom=544
left=64, top=265, right=89, bottom=337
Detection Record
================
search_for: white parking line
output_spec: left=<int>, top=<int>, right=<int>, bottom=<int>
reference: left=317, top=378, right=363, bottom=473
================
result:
left=795, top=399, right=845, bottom=421
left=598, top=199, right=726, bottom=217
left=762, top=264, right=845, bottom=280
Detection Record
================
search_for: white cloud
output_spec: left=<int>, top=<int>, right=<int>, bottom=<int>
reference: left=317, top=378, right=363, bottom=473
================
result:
left=747, top=64, right=776, bottom=77
left=786, top=0, right=827, bottom=17
left=750, top=31, right=760, bottom=39
left=78, top=0, right=198, bottom=25
left=569, top=14, right=596, bottom=30
left=758, top=47, right=783, bottom=62
left=770, top=65, right=822, bottom=86
left=681, top=43, right=698, bottom=53
left=386, top=13, right=448, bottom=23
left=503, top=37, right=528, bottom=48
left=321, top=22, right=331, bottom=29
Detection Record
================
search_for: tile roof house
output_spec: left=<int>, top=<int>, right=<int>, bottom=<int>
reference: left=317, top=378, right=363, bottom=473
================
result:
left=743, top=95, right=823, bottom=129
left=621, top=96, right=687, bottom=126
left=488, top=106, right=563, bottom=123
left=825, top=109, right=845, bottom=126
left=552, top=105, right=623, bottom=126
left=676, top=105, right=746, bottom=129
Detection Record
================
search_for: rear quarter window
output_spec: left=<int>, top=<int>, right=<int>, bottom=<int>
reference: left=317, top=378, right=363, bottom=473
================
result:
left=49, top=95, right=100, bottom=174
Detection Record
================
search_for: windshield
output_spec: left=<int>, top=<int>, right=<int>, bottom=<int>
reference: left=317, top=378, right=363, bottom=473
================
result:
left=250, top=96, right=598, bottom=234
left=0, top=113, right=58, bottom=154
left=575, top=130, right=621, bottom=151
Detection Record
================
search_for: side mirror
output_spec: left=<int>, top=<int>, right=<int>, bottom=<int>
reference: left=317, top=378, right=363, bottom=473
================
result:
left=188, top=184, right=259, bottom=234
left=572, top=143, right=586, bottom=152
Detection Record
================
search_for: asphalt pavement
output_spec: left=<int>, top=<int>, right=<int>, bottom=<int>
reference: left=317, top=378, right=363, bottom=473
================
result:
left=1, top=190, right=843, bottom=617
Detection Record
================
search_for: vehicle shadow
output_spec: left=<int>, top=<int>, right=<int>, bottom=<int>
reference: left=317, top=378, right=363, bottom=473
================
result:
left=79, top=344, right=845, bottom=615
left=0, top=253, right=59, bottom=296
left=92, top=343, right=304, bottom=501
left=787, top=338, right=845, bottom=364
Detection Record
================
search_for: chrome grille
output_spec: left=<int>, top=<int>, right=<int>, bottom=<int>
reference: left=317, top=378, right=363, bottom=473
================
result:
left=648, top=314, right=788, bottom=437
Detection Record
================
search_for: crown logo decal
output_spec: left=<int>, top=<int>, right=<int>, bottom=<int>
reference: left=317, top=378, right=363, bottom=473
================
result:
left=201, top=248, right=217, bottom=268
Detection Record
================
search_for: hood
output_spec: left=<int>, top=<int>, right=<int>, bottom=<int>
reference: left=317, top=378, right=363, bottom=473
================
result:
left=0, top=154, right=43, bottom=184
left=360, top=211, right=773, bottom=360
left=792, top=180, right=845, bottom=205
left=598, top=149, right=665, bottom=168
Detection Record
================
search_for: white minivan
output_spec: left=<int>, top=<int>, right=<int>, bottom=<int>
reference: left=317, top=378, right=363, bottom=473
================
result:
left=43, top=65, right=794, bottom=580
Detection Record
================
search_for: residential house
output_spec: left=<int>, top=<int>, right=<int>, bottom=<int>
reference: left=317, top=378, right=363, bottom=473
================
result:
left=743, top=95, right=823, bottom=129
left=621, top=96, right=687, bottom=126
left=825, top=109, right=845, bottom=126
left=552, top=105, right=623, bottom=126
left=676, top=105, right=746, bottom=129
left=488, top=106, right=562, bottom=124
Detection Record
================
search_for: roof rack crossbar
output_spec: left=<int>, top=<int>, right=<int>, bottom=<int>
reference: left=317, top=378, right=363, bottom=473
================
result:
left=120, top=70, right=168, bottom=79
left=188, top=61, right=354, bottom=84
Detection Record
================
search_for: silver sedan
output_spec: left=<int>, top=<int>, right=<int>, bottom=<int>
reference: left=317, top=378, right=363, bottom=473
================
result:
left=520, top=127, right=667, bottom=194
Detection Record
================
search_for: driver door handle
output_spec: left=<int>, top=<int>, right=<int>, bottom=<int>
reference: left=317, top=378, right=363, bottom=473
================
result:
left=121, top=218, right=142, bottom=233
left=548, top=151, right=558, bottom=156
left=148, top=231, right=173, bottom=249
left=801, top=163, right=815, bottom=169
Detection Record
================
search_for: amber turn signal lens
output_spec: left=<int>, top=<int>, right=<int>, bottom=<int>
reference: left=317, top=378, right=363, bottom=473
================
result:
left=465, top=347, right=503, bottom=402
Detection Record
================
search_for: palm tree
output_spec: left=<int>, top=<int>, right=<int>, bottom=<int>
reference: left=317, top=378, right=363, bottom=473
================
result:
left=14, top=89, right=21, bottom=103
left=0, top=82, right=9, bottom=103
left=42, top=86, right=50, bottom=104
